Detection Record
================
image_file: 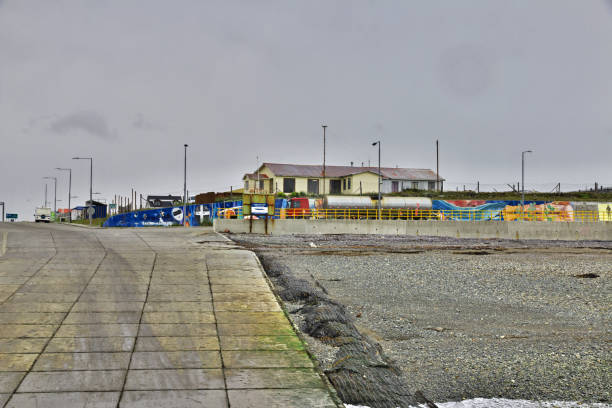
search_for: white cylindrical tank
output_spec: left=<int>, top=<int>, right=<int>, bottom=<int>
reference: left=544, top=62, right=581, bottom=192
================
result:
left=323, top=195, right=374, bottom=209
left=381, top=197, right=432, bottom=209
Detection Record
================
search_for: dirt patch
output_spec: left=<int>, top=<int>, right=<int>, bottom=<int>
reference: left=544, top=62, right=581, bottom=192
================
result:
left=452, top=250, right=492, bottom=255
left=574, top=273, right=600, bottom=279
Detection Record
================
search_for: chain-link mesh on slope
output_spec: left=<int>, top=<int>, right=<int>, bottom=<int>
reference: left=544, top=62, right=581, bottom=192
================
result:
left=259, top=254, right=419, bottom=408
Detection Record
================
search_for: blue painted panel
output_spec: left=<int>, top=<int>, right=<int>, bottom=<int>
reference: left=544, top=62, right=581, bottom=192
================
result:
left=103, top=204, right=212, bottom=227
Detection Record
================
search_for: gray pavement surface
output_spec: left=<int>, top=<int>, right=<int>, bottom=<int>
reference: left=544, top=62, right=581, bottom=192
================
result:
left=0, top=223, right=339, bottom=407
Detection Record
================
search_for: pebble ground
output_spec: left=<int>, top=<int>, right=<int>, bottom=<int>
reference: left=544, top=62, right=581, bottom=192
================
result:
left=230, top=233, right=611, bottom=405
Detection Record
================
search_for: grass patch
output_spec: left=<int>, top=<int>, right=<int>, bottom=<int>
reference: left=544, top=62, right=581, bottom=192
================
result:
left=69, top=217, right=109, bottom=227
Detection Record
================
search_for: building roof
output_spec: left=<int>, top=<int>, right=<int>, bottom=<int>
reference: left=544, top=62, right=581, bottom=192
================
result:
left=261, top=163, right=444, bottom=181
left=243, top=173, right=269, bottom=180
left=146, top=195, right=182, bottom=200
left=85, top=200, right=106, bottom=206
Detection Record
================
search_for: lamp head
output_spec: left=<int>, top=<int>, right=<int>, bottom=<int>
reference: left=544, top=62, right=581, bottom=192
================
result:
left=372, top=141, right=379, bottom=146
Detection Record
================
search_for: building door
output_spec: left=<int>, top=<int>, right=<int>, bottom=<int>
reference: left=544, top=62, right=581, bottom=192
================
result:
left=330, top=180, right=341, bottom=194
left=307, top=179, right=319, bottom=194
left=392, top=181, right=399, bottom=193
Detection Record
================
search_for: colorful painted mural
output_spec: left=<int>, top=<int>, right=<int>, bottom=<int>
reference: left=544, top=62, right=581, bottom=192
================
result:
left=503, top=202, right=574, bottom=222
left=103, top=204, right=212, bottom=227
left=433, top=201, right=507, bottom=220
left=431, top=200, right=606, bottom=222
left=102, top=198, right=609, bottom=227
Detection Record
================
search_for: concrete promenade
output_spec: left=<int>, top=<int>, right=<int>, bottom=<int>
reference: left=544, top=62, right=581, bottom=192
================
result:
left=0, top=223, right=337, bottom=407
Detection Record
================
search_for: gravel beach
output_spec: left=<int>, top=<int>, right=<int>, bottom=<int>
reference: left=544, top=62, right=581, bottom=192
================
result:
left=228, top=234, right=611, bottom=406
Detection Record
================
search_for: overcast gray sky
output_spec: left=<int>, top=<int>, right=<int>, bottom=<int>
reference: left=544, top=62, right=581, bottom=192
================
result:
left=1, top=0, right=611, bottom=219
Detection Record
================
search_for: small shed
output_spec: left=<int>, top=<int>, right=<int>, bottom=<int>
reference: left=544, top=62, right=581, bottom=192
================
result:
left=85, top=200, right=108, bottom=219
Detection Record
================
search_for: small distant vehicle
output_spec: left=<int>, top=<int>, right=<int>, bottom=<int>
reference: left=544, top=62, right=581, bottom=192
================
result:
left=35, top=207, right=52, bottom=223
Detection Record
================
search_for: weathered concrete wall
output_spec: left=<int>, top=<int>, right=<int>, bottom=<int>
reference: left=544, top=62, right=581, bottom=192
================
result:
left=214, top=219, right=612, bottom=241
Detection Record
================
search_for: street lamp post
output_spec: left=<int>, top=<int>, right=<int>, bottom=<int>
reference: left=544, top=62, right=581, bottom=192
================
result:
left=521, top=150, right=532, bottom=217
left=43, top=177, right=57, bottom=213
left=73, top=157, right=93, bottom=225
left=56, top=168, right=72, bottom=222
left=372, top=141, right=381, bottom=219
left=0, top=202, right=4, bottom=223
left=322, top=125, right=327, bottom=195
left=183, top=144, right=188, bottom=227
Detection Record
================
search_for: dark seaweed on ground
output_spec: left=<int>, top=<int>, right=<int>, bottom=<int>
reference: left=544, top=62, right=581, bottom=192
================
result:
left=257, top=253, right=421, bottom=408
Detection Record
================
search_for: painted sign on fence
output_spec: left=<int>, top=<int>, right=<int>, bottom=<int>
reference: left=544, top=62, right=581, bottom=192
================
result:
left=103, top=204, right=212, bottom=227
left=599, top=203, right=612, bottom=221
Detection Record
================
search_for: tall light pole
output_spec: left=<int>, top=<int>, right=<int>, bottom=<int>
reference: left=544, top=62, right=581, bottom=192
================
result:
left=183, top=144, right=188, bottom=226
left=372, top=141, right=381, bottom=219
left=56, top=168, right=72, bottom=222
left=73, top=157, right=93, bottom=225
left=0, top=202, right=4, bottom=223
left=521, top=150, right=532, bottom=215
left=436, top=140, right=440, bottom=192
left=43, top=177, right=57, bottom=213
left=322, top=125, right=327, bottom=195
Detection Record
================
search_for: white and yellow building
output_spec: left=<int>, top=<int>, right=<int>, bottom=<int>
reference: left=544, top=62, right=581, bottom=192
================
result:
left=243, top=163, right=443, bottom=195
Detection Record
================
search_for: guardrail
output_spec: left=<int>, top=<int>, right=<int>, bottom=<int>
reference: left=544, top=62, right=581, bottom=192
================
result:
left=217, top=208, right=609, bottom=222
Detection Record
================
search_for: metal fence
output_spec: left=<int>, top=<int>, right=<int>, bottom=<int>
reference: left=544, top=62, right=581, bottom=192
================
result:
left=217, top=208, right=609, bottom=222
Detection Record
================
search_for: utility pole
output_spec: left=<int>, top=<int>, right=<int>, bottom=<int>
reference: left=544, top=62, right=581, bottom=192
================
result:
left=322, top=125, right=327, bottom=195
left=372, top=141, right=381, bottom=219
left=436, top=140, right=440, bottom=192
left=56, top=168, right=72, bottom=222
left=43, top=177, right=57, bottom=213
left=183, top=144, right=188, bottom=226
left=44, top=183, right=48, bottom=208
left=0, top=202, right=4, bottom=223
left=73, top=157, right=93, bottom=225
left=521, top=150, right=532, bottom=214
left=256, top=156, right=260, bottom=193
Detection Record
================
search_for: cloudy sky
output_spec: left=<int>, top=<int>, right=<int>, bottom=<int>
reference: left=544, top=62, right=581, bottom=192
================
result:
left=1, top=1, right=611, bottom=219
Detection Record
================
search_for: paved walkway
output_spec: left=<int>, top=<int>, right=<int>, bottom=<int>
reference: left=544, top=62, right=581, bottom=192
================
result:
left=0, top=223, right=338, bottom=407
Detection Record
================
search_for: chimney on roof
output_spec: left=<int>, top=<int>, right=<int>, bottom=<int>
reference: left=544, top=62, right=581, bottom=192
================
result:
left=350, top=161, right=354, bottom=167
left=361, top=162, right=364, bottom=167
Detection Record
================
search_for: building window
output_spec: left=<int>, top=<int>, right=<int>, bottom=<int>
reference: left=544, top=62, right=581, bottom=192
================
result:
left=330, top=180, right=341, bottom=194
left=348, top=178, right=352, bottom=190
left=283, top=178, right=296, bottom=193
left=412, top=181, right=419, bottom=190
left=245, top=181, right=249, bottom=190
left=392, top=181, right=399, bottom=193
left=259, top=180, right=265, bottom=191
left=343, top=179, right=346, bottom=190
left=428, top=181, right=435, bottom=190
left=307, top=179, right=319, bottom=194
